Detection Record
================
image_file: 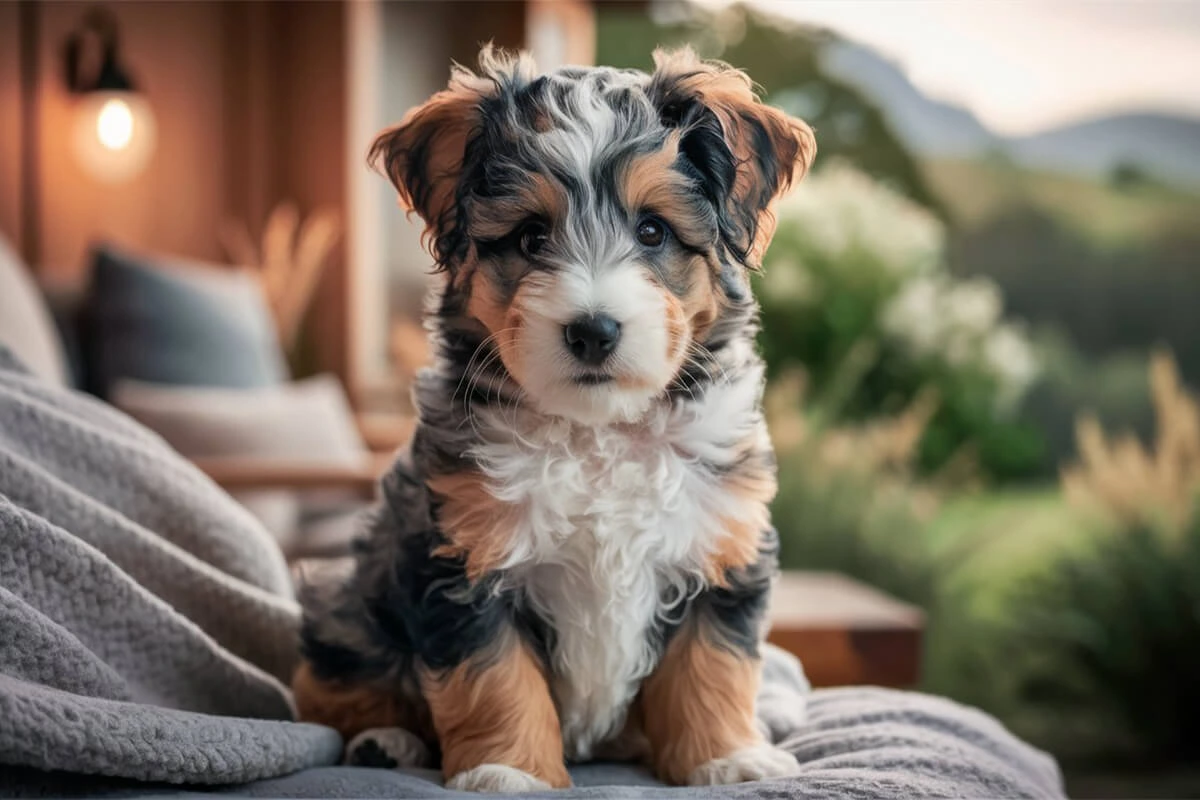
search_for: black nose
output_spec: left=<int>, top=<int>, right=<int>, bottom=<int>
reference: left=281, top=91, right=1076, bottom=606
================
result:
left=564, top=313, right=621, bottom=366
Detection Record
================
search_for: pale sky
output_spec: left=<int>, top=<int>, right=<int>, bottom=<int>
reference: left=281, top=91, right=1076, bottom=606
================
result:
left=698, top=0, right=1200, bottom=135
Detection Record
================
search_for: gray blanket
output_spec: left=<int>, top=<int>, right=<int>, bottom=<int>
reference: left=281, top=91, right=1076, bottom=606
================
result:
left=0, top=347, right=1063, bottom=797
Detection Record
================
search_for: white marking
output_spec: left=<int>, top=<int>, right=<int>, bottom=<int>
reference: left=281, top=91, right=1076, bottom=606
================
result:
left=446, top=764, right=551, bottom=793
left=688, top=744, right=801, bottom=785
left=517, top=264, right=672, bottom=425
left=463, top=363, right=768, bottom=761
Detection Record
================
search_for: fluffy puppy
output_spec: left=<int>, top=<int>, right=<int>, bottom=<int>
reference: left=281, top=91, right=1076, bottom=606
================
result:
left=294, top=46, right=815, bottom=793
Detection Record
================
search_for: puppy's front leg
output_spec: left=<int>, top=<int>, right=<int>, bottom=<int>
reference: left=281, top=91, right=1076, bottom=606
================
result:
left=642, top=607, right=800, bottom=785
left=421, top=633, right=571, bottom=792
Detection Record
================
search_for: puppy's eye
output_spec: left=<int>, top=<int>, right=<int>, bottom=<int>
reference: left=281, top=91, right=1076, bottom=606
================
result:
left=636, top=217, right=668, bottom=249
left=519, top=222, right=549, bottom=258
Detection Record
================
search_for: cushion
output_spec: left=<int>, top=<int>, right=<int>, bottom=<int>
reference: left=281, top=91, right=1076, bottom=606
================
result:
left=111, top=375, right=368, bottom=550
left=81, top=243, right=287, bottom=398
left=0, top=235, right=69, bottom=387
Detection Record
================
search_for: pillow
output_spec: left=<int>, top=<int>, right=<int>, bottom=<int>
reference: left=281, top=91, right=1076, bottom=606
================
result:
left=82, top=243, right=287, bottom=398
left=0, top=235, right=70, bottom=387
left=111, top=375, right=368, bottom=549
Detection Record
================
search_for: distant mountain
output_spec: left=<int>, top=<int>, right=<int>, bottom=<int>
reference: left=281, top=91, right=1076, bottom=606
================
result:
left=1009, top=113, right=1200, bottom=187
left=820, top=40, right=1001, bottom=159
left=818, top=39, right=1200, bottom=188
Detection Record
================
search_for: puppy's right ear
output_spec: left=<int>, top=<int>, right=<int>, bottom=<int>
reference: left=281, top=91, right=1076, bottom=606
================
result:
left=368, top=64, right=492, bottom=260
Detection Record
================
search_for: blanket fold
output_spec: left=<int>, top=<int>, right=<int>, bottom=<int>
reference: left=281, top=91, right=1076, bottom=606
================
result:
left=0, top=348, right=341, bottom=783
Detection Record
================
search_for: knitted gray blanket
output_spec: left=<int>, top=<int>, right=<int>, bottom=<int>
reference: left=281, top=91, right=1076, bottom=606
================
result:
left=0, top=347, right=340, bottom=786
left=0, top=347, right=1063, bottom=797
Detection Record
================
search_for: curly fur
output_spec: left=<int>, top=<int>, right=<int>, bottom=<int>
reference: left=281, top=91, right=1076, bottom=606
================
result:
left=295, top=45, right=815, bottom=790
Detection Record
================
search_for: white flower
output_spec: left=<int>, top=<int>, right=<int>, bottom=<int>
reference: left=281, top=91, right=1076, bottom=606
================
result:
left=943, top=280, right=1002, bottom=338
left=771, top=161, right=943, bottom=278
left=765, top=159, right=1040, bottom=414
left=880, top=276, right=942, bottom=357
left=984, top=325, right=1040, bottom=409
left=760, top=257, right=815, bottom=303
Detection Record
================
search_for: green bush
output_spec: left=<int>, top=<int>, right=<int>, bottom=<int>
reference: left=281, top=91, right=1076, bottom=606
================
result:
left=758, top=163, right=1044, bottom=479
left=771, top=443, right=937, bottom=608
left=950, top=204, right=1200, bottom=387
left=1008, top=509, right=1200, bottom=763
left=1020, top=332, right=1154, bottom=475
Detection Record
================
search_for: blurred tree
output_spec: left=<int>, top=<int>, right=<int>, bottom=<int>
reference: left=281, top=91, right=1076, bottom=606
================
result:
left=949, top=206, right=1200, bottom=386
left=1109, top=160, right=1153, bottom=192
left=596, top=1, right=946, bottom=217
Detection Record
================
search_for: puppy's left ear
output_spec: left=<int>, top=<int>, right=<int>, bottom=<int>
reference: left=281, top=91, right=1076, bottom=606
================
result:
left=367, top=62, right=494, bottom=263
left=651, top=48, right=816, bottom=268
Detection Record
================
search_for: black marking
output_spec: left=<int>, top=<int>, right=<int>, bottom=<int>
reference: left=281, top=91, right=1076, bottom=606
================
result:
left=657, top=528, right=779, bottom=660
left=347, top=738, right=400, bottom=769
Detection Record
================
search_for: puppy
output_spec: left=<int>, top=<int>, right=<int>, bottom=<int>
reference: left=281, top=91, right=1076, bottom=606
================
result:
left=294, top=46, right=815, bottom=792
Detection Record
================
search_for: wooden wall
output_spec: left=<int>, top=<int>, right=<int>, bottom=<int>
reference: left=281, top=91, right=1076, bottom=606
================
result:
left=0, top=0, right=350, bottom=376
left=0, top=3, right=23, bottom=254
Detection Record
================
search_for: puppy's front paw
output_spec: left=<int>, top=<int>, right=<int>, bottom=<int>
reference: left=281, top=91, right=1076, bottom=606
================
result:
left=345, top=727, right=432, bottom=769
left=688, top=744, right=801, bottom=785
left=446, top=764, right=552, bottom=793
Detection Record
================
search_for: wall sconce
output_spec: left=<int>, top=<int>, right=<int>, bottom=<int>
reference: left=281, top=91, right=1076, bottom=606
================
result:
left=63, top=6, right=157, bottom=184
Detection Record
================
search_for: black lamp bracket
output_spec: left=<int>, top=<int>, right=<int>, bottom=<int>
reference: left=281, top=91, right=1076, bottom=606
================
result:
left=63, top=5, right=136, bottom=94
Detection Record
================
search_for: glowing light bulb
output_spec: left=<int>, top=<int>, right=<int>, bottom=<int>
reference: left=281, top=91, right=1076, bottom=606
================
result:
left=72, top=91, right=156, bottom=183
left=96, top=98, right=134, bottom=151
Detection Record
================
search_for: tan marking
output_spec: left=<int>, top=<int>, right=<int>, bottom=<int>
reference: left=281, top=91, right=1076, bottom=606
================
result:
left=641, top=621, right=763, bottom=785
left=653, top=254, right=721, bottom=375
left=749, top=203, right=781, bottom=267
left=291, top=662, right=431, bottom=741
left=428, top=470, right=523, bottom=581
left=621, top=137, right=719, bottom=251
left=681, top=253, right=721, bottom=340
left=531, top=106, right=553, bottom=133
left=466, top=268, right=509, bottom=338
left=661, top=290, right=689, bottom=367
left=421, top=636, right=570, bottom=788
left=622, top=136, right=680, bottom=211
left=707, top=460, right=777, bottom=584
left=464, top=270, right=529, bottom=385
left=467, top=173, right=568, bottom=241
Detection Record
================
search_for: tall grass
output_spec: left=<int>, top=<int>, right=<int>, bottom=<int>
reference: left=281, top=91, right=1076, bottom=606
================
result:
left=767, top=370, right=942, bottom=607
left=1062, top=351, right=1200, bottom=530
left=1007, top=352, right=1200, bottom=764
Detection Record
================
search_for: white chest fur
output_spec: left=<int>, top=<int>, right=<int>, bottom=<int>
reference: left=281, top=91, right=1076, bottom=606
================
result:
left=466, top=364, right=768, bottom=760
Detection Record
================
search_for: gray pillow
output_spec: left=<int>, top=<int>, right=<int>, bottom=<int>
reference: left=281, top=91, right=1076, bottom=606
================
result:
left=82, top=243, right=287, bottom=397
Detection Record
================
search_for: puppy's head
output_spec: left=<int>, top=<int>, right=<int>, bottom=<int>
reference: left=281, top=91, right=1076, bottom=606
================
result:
left=371, top=46, right=815, bottom=425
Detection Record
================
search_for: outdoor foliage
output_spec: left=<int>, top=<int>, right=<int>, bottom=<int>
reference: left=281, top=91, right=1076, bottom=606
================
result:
left=1019, top=333, right=1153, bottom=476
left=1010, top=510, right=1200, bottom=763
left=950, top=204, right=1200, bottom=386
left=1062, top=351, right=1200, bottom=530
left=999, top=355, right=1200, bottom=763
left=766, top=370, right=940, bottom=607
left=757, top=163, right=1042, bottom=478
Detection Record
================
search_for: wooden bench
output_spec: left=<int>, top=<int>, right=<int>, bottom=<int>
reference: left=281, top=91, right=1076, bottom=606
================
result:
left=767, top=571, right=924, bottom=688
